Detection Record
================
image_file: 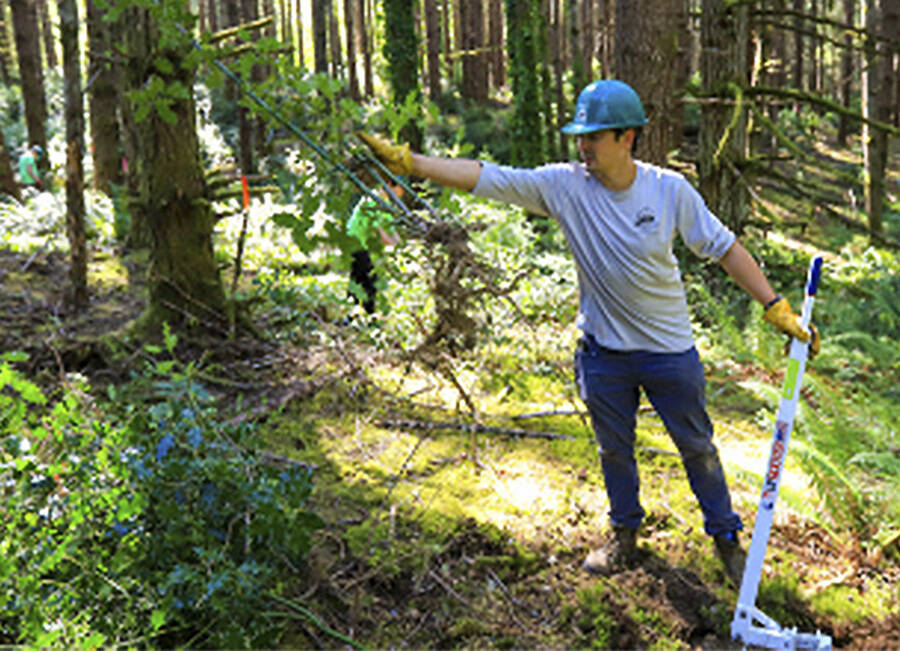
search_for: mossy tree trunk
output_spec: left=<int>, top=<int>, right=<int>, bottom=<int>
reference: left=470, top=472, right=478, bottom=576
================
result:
left=0, top=129, right=21, bottom=200
left=506, top=0, right=543, bottom=168
left=383, top=0, right=422, bottom=150
left=122, top=6, right=228, bottom=337
left=698, top=0, right=750, bottom=233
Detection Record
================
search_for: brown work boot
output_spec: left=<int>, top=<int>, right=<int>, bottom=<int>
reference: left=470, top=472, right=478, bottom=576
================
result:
left=714, top=531, right=747, bottom=587
left=583, top=526, right=639, bottom=575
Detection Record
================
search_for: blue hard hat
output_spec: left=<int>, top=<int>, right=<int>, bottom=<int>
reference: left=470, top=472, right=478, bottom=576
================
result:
left=31, top=144, right=44, bottom=159
left=561, top=80, right=648, bottom=134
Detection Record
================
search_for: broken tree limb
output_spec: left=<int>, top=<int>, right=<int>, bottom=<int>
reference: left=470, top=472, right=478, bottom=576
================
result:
left=376, top=418, right=575, bottom=441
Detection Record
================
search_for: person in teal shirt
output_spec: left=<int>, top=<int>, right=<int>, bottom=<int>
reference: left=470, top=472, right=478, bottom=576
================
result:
left=18, top=144, right=44, bottom=192
left=346, top=183, right=401, bottom=314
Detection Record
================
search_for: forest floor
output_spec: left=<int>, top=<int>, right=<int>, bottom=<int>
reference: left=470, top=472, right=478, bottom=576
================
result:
left=2, top=240, right=899, bottom=649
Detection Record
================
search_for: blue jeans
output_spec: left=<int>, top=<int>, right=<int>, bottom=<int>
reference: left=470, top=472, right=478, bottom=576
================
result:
left=574, top=336, right=742, bottom=536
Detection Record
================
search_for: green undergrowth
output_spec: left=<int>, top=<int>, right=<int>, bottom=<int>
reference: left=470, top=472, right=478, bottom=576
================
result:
left=256, top=307, right=898, bottom=645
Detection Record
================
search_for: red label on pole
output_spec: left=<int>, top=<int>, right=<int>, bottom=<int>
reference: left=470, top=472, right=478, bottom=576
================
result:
left=241, top=175, right=250, bottom=210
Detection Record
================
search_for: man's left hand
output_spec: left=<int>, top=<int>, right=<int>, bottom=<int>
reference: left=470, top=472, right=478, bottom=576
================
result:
left=763, top=297, right=820, bottom=358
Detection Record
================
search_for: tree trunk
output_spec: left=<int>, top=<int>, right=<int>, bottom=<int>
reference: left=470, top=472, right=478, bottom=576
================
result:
left=698, top=0, right=750, bottom=232
left=567, top=0, right=585, bottom=94
left=863, top=0, right=898, bottom=235
left=424, top=0, right=441, bottom=98
left=581, top=0, right=593, bottom=78
left=344, top=0, right=360, bottom=99
left=383, top=0, right=422, bottom=149
left=208, top=0, right=219, bottom=34
left=312, top=0, right=328, bottom=73
left=461, top=0, right=487, bottom=101
left=488, top=0, right=504, bottom=90
left=359, top=0, right=373, bottom=95
left=506, top=0, right=544, bottom=167
left=537, top=0, right=553, bottom=153
left=123, top=5, right=228, bottom=336
left=327, top=0, right=343, bottom=79
left=837, top=0, right=855, bottom=143
left=293, top=0, right=301, bottom=67
left=553, top=0, right=567, bottom=160
left=59, top=0, right=88, bottom=309
left=10, top=0, right=48, bottom=158
left=37, top=0, right=56, bottom=69
left=1, top=2, right=13, bottom=85
left=87, top=0, right=123, bottom=195
left=792, top=0, right=803, bottom=95
left=0, top=129, right=22, bottom=200
left=808, top=0, right=818, bottom=95
left=441, top=0, right=451, bottom=81
left=615, top=0, right=688, bottom=165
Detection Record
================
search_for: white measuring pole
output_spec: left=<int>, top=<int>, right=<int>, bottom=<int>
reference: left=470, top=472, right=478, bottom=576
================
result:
left=731, top=256, right=832, bottom=650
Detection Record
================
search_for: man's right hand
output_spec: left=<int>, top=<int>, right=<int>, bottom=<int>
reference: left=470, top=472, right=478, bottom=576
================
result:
left=357, top=132, right=413, bottom=176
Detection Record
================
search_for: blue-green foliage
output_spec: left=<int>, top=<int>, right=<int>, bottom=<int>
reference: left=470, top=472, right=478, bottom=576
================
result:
left=0, top=333, right=322, bottom=647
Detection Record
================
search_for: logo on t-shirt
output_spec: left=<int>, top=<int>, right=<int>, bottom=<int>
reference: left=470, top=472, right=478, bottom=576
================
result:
left=635, top=207, right=656, bottom=228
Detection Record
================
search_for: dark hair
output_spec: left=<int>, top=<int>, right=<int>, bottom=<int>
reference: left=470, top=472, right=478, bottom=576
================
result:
left=613, top=127, right=642, bottom=155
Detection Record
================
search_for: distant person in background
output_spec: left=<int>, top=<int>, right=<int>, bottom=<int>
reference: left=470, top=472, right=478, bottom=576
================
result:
left=18, top=144, right=44, bottom=192
left=346, top=181, right=402, bottom=315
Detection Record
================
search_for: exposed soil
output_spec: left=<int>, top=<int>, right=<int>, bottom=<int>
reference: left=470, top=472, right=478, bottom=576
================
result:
left=2, top=245, right=898, bottom=649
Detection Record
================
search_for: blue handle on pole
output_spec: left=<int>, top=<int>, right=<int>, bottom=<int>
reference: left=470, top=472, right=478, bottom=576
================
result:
left=807, top=257, right=823, bottom=295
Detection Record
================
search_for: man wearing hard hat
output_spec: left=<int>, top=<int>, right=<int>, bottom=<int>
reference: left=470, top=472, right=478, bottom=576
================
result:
left=359, top=79, right=819, bottom=586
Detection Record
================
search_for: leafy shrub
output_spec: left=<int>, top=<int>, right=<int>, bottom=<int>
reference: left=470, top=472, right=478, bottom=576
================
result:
left=0, top=336, right=322, bottom=648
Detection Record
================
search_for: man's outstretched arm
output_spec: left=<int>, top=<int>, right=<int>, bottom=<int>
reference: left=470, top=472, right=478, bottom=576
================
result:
left=358, top=132, right=482, bottom=192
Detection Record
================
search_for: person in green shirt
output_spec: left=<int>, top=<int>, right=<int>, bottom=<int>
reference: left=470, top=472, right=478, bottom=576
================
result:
left=346, top=183, right=402, bottom=314
left=18, top=144, right=44, bottom=192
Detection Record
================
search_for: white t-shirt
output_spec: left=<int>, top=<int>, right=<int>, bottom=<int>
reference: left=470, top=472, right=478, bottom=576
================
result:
left=473, top=160, right=736, bottom=353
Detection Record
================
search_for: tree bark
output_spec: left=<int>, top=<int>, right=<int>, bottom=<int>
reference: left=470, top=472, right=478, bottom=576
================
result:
left=837, top=0, right=855, bottom=143
left=87, top=0, right=123, bottom=195
left=37, top=0, right=56, bottom=69
left=312, top=0, right=328, bottom=73
left=0, top=129, right=22, bottom=200
left=59, top=0, right=88, bottom=309
left=359, top=0, right=373, bottom=95
left=1, top=2, right=13, bottom=84
left=615, top=0, right=688, bottom=165
left=460, top=0, right=487, bottom=101
left=327, top=0, right=343, bottom=79
left=552, top=0, right=567, bottom=160
left=344, top=0, right=360, bottom=99
left=208, top=0, right=219, bottom=34
left=488, top=0, right=504, bottom=89
left=122, top=4, right=228, bottom=336
left=863, top=0, right=898, bottom=235
left=10, top=0, right=48, bottom=158
left=383, top=0, right=422, bottom=149
left=792, top=0, right=803, bottom=95
left=506, top=0, right=544, bottom=167
left=424, top=0, right=441, bottom=98
left=698, top=0, right=750, bottom=232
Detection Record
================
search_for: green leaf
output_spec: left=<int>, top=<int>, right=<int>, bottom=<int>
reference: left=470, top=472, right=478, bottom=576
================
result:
left=153, top=56, right=174, bottom=75
left=155, top=99, right=178, bottom=125
left=151, top=608, right=166, bottom=631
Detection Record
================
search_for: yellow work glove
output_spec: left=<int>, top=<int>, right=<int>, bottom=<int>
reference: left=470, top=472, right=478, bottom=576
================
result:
left=762, top=296, right=820, bottom=358
left=357, top=132, right=413, bottom=176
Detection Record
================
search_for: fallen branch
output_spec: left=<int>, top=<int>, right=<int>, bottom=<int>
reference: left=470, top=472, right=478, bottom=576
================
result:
left=376, top=418, right=575, bottom=441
